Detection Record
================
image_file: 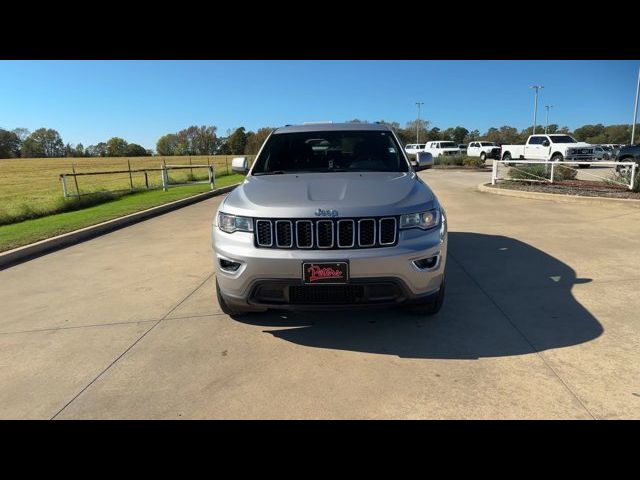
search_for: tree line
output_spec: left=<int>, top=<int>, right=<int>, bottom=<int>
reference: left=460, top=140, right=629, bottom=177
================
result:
left=357, top=119, right=636, bottom=147
left=0, top=128, right=152, bottom=159
left=1, top=121, right=636, bottom=159
left=155, top=125, right=274, bottom=156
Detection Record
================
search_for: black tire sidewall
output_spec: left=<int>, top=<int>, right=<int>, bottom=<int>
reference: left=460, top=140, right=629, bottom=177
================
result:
left=216, top=278, right=245, bottom=316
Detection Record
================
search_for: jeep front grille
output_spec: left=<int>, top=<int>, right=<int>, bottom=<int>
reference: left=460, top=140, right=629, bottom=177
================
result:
left=275, top=220, right=293, bottom=248
left=296, top=221, right=313, bottom=248
left=254, top=217, right=398, bottom=250
left=256, top=220, right=273, bottom=247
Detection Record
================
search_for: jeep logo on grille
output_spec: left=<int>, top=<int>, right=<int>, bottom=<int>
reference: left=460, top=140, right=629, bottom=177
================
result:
left=315, top=208, right=338, bottom=217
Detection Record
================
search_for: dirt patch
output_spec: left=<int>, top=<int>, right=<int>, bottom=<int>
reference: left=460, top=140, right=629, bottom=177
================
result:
left=492, top=181, right=640, bottom=199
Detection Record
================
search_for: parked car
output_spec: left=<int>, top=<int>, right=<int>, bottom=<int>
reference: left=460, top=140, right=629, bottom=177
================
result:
left=614, top=144, right=640, bottom=174
left=501, top=134, right=595, bottom=168
left=404, top=143, right=426, bottom=155
left=212, top=122, right=447, bottom=316
left=467, top=141, right=501, bottom=161
left=423, top=140, right=462, bottom=157
left=593, top=145, right=612, bottom=160
left=602, top=144, right=622, bottom=150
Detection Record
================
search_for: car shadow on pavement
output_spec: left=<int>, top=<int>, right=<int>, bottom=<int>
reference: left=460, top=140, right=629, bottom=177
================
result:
left=233, top=232, right=603, bottom=359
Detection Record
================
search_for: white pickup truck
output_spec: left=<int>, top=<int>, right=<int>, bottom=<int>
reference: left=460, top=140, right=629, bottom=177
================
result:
left=423, top=140, right=462, bottom=157
left=467, top=141, right=501, bottom=161
left=404, top=143, right=426, bottom=155
left=501, top=134, right=595, bottom=167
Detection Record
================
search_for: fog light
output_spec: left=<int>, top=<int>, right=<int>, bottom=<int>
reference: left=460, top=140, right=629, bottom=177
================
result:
left=219, top=258, right=241, bottom=272
left=413, top=255, right=438, bottom=270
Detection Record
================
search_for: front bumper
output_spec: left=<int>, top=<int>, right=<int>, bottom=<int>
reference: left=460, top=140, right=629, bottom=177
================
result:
left=212, top=223, right=447, bottom=310
left=488, top=149, right=501, bottom=159
left=565, top=149, right=595, bottom=161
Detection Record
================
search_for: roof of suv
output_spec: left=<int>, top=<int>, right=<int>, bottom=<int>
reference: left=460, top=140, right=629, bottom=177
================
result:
left=274, top=122, right=392, bottom=134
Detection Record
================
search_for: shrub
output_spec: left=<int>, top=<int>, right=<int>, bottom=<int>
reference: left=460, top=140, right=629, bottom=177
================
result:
left=556, top=165, right=578, bottom=181
left=507, top=163, right=577, bottom=182
left=433, top=155, right=464, bottom=166
left=610, top=167, right=640, bottom=192
left=462, top=156, right=486, bottom=168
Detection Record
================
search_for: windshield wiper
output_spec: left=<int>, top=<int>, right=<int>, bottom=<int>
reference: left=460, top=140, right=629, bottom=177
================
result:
left=253, top=170, right=290, bottom=176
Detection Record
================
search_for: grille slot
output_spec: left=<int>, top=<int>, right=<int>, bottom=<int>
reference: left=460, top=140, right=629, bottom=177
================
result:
left=379, top=218, right=397, bottom=245
left=289, top=285, right=365, bottom=305
left=316, top=220, right=334, bottom=248
left=254, top=217, right=397, bottom=249
left=256, top=220, right=273, bottom=246
left=275, top=220, right=293, bottom=248
left=358, top=219, right=376, bottom=247
left=296, top=221, right=313, bottom=248
left=337, top=220, right=355, bottom=248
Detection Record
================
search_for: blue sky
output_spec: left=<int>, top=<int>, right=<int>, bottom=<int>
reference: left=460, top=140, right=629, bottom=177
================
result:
left=0, top=60, right=638, bottom=150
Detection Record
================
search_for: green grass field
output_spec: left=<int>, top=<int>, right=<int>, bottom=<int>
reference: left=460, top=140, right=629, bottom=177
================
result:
left=0, top=154, right=254, bottom=252
left=0, top=173, right=244, bottom=252
left=0, top=154, right=255, bottom=225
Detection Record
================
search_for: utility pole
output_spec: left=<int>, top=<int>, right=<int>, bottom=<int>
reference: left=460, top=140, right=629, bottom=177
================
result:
left=415, top=102, right=424, bottom=143
left=544, top=105, right=554, bottom=134
left=632, top=66, right=639, bottom=145
left=531, top=85, right=544, bottom=134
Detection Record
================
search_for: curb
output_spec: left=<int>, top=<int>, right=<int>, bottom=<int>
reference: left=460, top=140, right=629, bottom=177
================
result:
left=478, top=183, right=640, bottom=208
left=0, top=183, right=240, bottom=271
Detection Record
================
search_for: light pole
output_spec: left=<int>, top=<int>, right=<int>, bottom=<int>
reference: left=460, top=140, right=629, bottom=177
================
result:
left=544, top=105, right=554, bottom=134
left=531, top=85, right=544, bottom=134
left=632, top=67, right=639, bottom=145
left=415, top=102, right=424, bottom=143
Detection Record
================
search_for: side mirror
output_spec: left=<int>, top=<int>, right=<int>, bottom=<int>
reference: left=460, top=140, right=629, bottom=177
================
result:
left=542, top=140, right=550, bottom=147
left=413, top=152, right=433, bottom=171
left=231, top=157, right=249, bottom=174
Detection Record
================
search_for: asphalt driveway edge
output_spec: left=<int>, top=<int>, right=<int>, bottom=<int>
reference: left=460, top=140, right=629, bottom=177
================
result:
left=478, top=183, right=640, bottom=208
left=0, top=184, right=240, bottom=271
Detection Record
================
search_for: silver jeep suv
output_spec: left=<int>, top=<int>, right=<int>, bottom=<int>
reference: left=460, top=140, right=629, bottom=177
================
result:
left=212, top=123, right=447, bottom=315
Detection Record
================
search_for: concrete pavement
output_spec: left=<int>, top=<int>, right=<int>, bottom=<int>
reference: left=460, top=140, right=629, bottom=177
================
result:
left=1, top=169, right=639, bottom=419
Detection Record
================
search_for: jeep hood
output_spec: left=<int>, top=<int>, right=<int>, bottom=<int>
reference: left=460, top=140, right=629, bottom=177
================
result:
left=220, top=171, right=436, bottom=218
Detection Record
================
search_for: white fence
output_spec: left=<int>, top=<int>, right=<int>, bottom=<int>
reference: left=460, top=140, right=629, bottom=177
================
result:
left=160, top=164, right=215, bottom=191
left=491, top=160, right=638, bottom=190
left=59, top=163, right=217, bottom=198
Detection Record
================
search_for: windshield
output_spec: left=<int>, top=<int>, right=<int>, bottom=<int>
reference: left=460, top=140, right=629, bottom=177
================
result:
left=439, top=142, right=457, bottom=148
left=251, top=130, right=409, bottom=174
left=549, top=135, right=577, bottom=143
left=480, top=142, right=496, bottom=146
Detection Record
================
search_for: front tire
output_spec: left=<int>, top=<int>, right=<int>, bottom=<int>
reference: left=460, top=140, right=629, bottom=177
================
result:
left=616, top=158, right=633, bottom=175
left=216, top=278, right=249, bottom=317
left=502, top=152, right=515, bottom=167
left=406, top=278, right=446, bottom=315
left=551, top=153, right=563, bottom=162
left=480, top=152, right=487, bottom=161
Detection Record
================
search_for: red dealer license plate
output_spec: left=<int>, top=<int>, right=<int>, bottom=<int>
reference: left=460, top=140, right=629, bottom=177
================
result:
left=302, top=262, right=349, bottom=284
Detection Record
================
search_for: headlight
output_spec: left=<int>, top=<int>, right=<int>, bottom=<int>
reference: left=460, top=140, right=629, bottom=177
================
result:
left=217, top=212, right=253, bottom=233
left=400, top=209, right=440, bottom=230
